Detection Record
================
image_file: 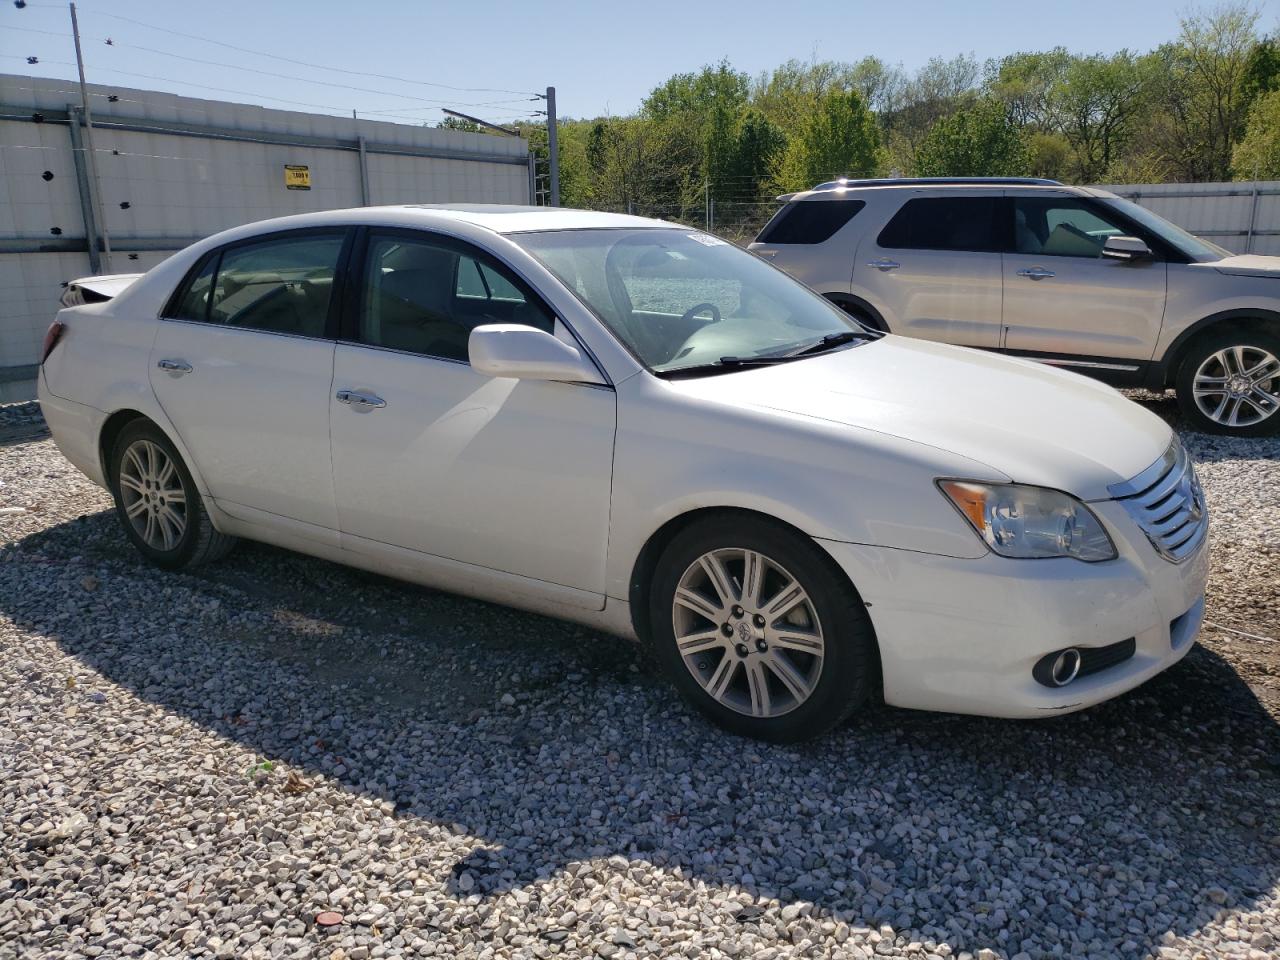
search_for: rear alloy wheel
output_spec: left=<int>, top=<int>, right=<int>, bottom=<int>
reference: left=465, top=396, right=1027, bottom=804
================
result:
left=649, top=516, right=878, bottom=742
left=1177, top=330, right=1280, bottom=436
left=109, top=419, right=237, bottom=569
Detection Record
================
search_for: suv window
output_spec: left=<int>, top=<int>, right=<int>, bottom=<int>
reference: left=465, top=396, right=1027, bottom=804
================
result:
left=756, top=199, right=866, bottom=245
left=1014, top=197, right=1126, bottom=258
left=877, top=197, right=1002, bottom=252
left=170, top=232, right=345, bottom=336
left=360, top=233, right=554, bottom=361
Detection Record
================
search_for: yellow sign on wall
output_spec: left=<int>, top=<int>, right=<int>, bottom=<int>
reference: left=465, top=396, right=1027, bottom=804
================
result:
left=284, top=165, right=311, bottom=190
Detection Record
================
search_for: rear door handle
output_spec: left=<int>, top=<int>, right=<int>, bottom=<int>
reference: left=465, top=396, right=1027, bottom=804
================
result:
left=867, top=258, right=900, bottom=272
left=1016, top=267, right=1055, bottom=280
left=156, top=358, right=192, bottom=375
left=335, top=389, right=386, bottom=409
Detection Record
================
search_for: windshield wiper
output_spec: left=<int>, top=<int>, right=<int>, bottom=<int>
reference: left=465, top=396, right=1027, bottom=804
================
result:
left=657, top=331, right=869, bottom=379
left=778, top=330, right=865, bottom=358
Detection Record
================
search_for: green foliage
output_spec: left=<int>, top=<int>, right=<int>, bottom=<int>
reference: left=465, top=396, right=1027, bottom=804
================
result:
left=774, top=90, right=881, bottom=191
left=913, top=99, right=1029, bottom=177
left=507, top=4, right=1274, bottom=233
left=1233, top=89, right=1280, bottom=178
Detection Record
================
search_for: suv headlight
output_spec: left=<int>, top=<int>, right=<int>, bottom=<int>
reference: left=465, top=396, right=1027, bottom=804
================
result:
left=938, top=480, right=1117, bottom=562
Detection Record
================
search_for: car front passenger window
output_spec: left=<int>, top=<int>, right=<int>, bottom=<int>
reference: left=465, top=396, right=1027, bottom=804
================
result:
left=360, top=235, right=555, bottom=362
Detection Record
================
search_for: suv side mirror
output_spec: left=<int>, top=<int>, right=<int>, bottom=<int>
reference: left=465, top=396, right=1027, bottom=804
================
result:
left=1101, top=236, right=1153, bottom=262
left=468, top=324, right=600, bottom=383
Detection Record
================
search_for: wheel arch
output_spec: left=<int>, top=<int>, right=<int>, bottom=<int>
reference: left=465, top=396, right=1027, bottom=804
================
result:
left=1152, top=308, right=1280, bottom=389
left=626, top=506, right=881, bottom=671
left=822, top=292, right=889, bottom=332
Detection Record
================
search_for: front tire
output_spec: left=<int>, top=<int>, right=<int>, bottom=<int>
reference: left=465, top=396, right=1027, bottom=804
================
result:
left=108, top=419, right=237, bottom=569
left=648, top=515, right=878, bottom=743
left=1175, top=328, right=1280, bottom=436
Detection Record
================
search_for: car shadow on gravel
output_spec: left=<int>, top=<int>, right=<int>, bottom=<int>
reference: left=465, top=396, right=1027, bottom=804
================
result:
left=4, top=508, right=1280, bottom=960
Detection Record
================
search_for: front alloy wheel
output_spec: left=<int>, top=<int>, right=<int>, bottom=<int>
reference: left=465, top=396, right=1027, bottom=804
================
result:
left=1192, top=345, right=1279, bottom=429
left=673, top=548, right=825, bottom=719
left=1177, top=329, right=1280, bottom=436
left=650, top=515, right=878, bottom=742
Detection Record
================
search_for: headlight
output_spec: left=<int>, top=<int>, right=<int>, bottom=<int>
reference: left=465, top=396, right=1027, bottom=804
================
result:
left=938, top=480, right=1117, bottom=562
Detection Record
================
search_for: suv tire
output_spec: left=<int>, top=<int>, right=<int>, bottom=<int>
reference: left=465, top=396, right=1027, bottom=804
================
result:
left=1175, top=327, right=1280, bottom=437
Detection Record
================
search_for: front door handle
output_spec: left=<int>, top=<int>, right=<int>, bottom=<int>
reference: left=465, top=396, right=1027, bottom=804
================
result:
left=1016, top=266, right=1056, bottom=280
left=336, top=389, right=386, bottom=409
left=156, top=358, right=192, bottom=375
left=867, top=258, right=901, bottom=272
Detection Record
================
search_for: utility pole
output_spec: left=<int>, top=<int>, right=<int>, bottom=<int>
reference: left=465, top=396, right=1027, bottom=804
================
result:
left=69, top=2, right=112, bottom=273
left=545, top=86, right=560, bottom=207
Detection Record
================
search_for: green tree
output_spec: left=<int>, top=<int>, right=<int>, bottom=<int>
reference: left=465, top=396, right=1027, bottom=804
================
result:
left=1233, top=88, right=1280, bottom=177
left=775, top=90, right=881, bottom=191
left=913, top=98, right=1029, bottom=177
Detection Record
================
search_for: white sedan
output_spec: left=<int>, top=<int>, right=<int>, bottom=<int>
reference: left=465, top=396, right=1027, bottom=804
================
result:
left=38, top=205, right=1209, bottom=741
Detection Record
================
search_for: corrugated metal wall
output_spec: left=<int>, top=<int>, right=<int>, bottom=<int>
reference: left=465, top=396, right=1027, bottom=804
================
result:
left=1096, top=180, right=1280, bottom=256
left=0, top=74, right=531, bottom=400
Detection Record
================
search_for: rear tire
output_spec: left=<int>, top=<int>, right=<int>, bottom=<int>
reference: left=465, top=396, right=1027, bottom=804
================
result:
left=648, top=515, right=878, bottom=743
left=1175, top=328, right=1280, bottom=436
left=108, top=419, right=237, bottom=570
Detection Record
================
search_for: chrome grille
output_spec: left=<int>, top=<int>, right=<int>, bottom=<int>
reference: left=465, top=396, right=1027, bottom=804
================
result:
left=1108, top=441, right=1208, bottom=563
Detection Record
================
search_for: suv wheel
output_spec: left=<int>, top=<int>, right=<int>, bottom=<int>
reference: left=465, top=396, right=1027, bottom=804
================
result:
left=1176, top=328, right=1280, bottom=436
left=108, top=419, right=238, bottom=569
left=648, top=515, right=878, bottom=742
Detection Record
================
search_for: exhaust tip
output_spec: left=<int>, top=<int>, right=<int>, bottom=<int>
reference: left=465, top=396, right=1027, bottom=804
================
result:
left=1034, top=647, right=1083, bottom=688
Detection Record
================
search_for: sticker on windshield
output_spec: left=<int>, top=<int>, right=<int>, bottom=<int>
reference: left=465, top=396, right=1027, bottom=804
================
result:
left=686, top=232, right=727, bottom=246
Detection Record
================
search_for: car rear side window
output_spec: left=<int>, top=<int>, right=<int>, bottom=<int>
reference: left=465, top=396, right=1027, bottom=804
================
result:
left=877, top=197, right=1003, bottom=252
left=167, top=231, right=346, bottom=338
left=756, top=199, right=865, bottom=244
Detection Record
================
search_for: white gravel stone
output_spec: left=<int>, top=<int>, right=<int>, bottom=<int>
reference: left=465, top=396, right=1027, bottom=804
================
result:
left=1, top=396, right=1278, bottom=960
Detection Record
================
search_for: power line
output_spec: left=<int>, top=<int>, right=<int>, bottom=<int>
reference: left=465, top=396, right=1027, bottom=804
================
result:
left=80, top=9, right=544, bottom=98
left=9, top=24, right=541, bottom=113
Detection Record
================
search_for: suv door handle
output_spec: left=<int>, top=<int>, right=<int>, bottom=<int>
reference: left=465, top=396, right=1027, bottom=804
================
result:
left=1016, top=267, right=1055, bottom=280
left=156, top=358, right=192, bottom=375
left=335, top=389, right=386, bottom=409
left=867, top=258, right=900, bottom=271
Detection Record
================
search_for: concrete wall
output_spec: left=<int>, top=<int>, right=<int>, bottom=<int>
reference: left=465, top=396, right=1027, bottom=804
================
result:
left=0, top=73, right=531, bottom=399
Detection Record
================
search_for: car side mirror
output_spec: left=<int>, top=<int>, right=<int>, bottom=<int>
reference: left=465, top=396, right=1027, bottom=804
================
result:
left=468, top=324, right=600, bottom=383
left=1101, top=236, right=1153, bottom=262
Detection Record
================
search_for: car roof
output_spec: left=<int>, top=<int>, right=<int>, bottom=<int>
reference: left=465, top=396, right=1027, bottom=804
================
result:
left=202, top=204, right=677, bottom=238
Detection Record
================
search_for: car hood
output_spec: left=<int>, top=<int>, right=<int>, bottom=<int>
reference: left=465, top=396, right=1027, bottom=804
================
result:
left=1202, top=254, right=1280, bottom=278
left=666, top=335, right=1172, bottom=501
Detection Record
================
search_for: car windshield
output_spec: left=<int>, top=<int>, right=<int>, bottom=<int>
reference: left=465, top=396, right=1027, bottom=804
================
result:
left=511, top=228, right=863, bottom=374
left=1100, top=197, right=1232, bottom=262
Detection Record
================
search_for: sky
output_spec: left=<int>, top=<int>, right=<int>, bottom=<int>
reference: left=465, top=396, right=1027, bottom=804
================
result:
left=4, top=0, right=1279, bottom=125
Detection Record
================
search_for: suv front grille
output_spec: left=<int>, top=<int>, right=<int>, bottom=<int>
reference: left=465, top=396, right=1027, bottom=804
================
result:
left=1108, top=441, right=1208, bottom=563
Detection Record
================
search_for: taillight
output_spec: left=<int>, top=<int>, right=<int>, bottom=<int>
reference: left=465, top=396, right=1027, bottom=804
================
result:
left=41, top=320, right=65, bottom=364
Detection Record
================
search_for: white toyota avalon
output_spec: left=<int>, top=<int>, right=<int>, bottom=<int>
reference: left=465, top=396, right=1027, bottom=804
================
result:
left=38, top=205, right=1209, bottom=742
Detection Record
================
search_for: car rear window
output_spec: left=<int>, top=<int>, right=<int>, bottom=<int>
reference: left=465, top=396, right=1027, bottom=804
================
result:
left=877, top=197, right=1003, bottom=252
left=756, top=199, right=865, bottom=245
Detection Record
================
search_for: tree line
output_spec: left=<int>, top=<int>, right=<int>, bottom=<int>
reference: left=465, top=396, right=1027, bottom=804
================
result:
left=484, top=4, right=1280, bottom=236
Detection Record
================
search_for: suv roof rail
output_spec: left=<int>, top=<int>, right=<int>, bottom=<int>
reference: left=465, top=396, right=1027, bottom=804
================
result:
left=779, top=176, right=1063, bottom=201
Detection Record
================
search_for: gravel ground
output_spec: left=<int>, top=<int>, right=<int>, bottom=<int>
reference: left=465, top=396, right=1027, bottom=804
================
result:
left=1, top=395, right=1278, bottom=960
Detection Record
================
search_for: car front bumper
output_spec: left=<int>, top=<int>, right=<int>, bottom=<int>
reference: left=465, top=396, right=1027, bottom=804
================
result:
left=816, top=498, right=1210, bottom=719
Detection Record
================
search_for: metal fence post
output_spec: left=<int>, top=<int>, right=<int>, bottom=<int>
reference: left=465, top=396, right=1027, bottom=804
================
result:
left=66, top=105, right=101, bottom=275
left=357, top=135, right=371, bottom=206
left=1246, top=178, right=1260, bottom=254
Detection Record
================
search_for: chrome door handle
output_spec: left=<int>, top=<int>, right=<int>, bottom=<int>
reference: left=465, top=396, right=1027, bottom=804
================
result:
left=335, top=389, right=386, bottom=409
left=867, top=258, right=900, bottom=271
left=156, top=358, right=192, bottom=375
left=1016, top=267, right=1055, bottom=280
